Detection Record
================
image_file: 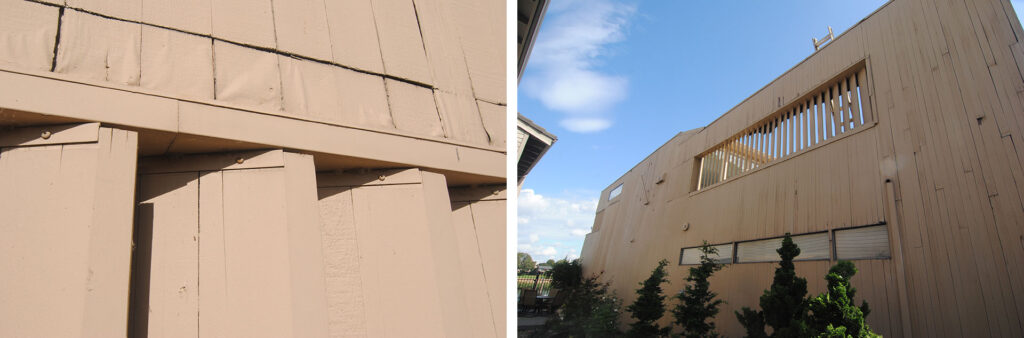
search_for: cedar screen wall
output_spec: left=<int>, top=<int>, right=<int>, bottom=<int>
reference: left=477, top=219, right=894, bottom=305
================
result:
left=695, top=64, right=873, bottom=190
left=581, top=0, right=1024, bottom=337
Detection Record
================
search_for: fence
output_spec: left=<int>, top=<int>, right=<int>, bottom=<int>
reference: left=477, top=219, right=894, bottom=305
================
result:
left=516, top=274, right=554, bottom=296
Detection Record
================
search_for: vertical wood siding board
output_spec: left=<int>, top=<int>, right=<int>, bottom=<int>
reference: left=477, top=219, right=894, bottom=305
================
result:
left=880, top=261, right=903, bottom=338
left=870, top=9, right=934, bottom=335
left=136, top=171, right=200, bottom=338
left=964, top=0, right=997, bottom=67
left=198, top=171, right=227, bottom=338
left=281, top=153, right=329, bottom=338
left=889, top=5, right=969, bottom=335
left=911, top=2, right=1022, bottom=331
left=998, top=0, right=1024, bottom=42
left=940, top=0, right=1024, bottom=327
left=81, top=128, right=138, bottom=337
left=878, top=10, right=942, bottom=333
left=871, top=260, right=893, bottom=337
left=420, top=173, right=473, bottom=338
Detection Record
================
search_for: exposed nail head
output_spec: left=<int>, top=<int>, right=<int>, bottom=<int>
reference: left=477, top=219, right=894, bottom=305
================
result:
left=235, top=157, right=244, bottom=164
left=378, top=175, right=386, bottom=181
left=40, top=131, right=51, bottom=139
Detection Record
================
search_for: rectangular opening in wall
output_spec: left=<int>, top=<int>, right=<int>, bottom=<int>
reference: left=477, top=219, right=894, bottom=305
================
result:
left=608, top=183, right=623, bottom=201
left=834, top=225, right=890, bottom=260
left=679, top=243, right=733, bottom=265
left=736, top=232, right=830, bottom=263
left=693, top=61, right=872, bottom=191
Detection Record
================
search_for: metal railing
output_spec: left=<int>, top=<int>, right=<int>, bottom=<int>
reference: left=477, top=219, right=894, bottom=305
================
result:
left=517, top=274, right=554, bottom=296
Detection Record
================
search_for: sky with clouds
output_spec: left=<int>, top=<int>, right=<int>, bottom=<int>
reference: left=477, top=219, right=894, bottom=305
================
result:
left=517, top=1, right=897, bottom=263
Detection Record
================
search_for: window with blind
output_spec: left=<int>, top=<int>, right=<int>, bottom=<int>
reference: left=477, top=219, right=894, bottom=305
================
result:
left=694, top=63, right=872, bottom=191
left=735, top=232, right=830, bottom=263
left=834, top=225, right=891, bottom=260
left=679, top=243, right=734, bottom=265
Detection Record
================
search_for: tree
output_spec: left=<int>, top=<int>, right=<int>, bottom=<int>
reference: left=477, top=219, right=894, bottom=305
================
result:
left=626, top=259, right=671, bottom=337
left=536, top=274, right=622, bottom=338
left=736, top=233, right=810, bottom=338
left=546, top=259, right=556, bottom=266
left=518, top=252, right=537, bottom=274
left=550, top=259, right=582, bottom=290
left=805, top=261, right=879, bottom=338
left=674, top=241, right=726, bottom=338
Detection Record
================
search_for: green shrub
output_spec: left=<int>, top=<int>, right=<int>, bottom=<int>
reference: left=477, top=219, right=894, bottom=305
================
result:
left=626, top=259, right=671, bottom=337
left=673, top=241, right=726, bottom=338
left=805, top=261, right=880, bottom=338
left=735, top=233, right=811, bottom=338
left=551, top=259, right=583, bottom=290
left=537, top=274, right=622, bottom=338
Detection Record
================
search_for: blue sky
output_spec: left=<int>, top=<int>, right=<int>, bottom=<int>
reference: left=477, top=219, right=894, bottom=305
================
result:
left=516, top=0, right=908, bottom=262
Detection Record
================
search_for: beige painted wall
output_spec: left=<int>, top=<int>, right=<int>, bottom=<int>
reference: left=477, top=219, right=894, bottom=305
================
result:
left=0, top=124, right=138, bottom=337
left=582, top=0, right=1024, bottom=337
left=0, top=0, right=507, bottom=336
left=0, top=0, right=506, bottom=183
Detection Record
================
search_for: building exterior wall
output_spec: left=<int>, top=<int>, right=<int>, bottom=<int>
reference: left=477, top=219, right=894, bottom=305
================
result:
left=581, top=0, right=1024, bottom=337
left=0, top=0, right=505, bottom=337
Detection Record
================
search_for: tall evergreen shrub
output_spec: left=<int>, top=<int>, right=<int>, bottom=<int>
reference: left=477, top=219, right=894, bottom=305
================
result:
left=673, top=242, right=726, bottom=338
left=806, top=261, right=880, bottom=338
left=626, top=259, right=671, bottom=337
left=735, top=233, right=810, bottom=338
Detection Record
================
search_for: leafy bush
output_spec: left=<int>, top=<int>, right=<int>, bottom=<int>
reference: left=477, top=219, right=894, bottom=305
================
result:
left=538, top=274, right=622, bottom=337
left=736, top=233, right=810, bottom=338
left=550, top=258, right=583, bottom=290
left=673, top=241, right=726, bottom=338
left=805, top=261, right=880, bottom=338
left=626, top=259, right=671, bottom=337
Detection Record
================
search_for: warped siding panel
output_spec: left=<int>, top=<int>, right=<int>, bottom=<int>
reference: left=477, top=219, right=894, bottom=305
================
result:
left=0, top=125, right=138, bottom=338
left=134, top=151, right=328, bottom=338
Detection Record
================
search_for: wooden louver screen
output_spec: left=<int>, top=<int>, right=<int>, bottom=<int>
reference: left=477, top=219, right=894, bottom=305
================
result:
left=695, top=65, right=872, bottom=191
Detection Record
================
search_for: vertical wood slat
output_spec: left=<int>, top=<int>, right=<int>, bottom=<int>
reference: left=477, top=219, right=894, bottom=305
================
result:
left=794, top=106, right=802, bottom=151
left=850, top=75, right=863, bottom=129
left=858, top=68, right=872, bottom=124
left=847, top=76, right=856, bottom=129
left=826, top=88, right=837, bottom=139
left=835, top=81, right=845, bottom=134
left=818, top=94, right=827, bottom=142
left=776, top=114, right=782, bottom=158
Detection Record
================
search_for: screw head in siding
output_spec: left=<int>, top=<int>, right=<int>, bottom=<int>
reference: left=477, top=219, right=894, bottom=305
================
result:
left=378, top=175, right=386, bottom=181
left=682, top=223, right=690, bottom=231
left=40, top=131, right=51, bottom=139
left=235, top=157, right=244, bottom=164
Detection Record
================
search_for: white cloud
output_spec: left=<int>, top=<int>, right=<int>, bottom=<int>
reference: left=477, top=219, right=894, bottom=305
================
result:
left=561, top=117, right=613, bottom=133
left=517, top=189, right=599, bottom=262
left=521, top=0, right=635, bottom=133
